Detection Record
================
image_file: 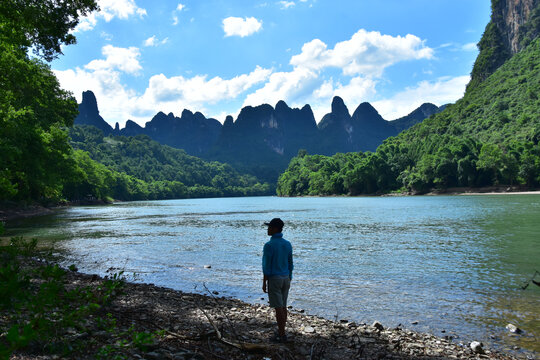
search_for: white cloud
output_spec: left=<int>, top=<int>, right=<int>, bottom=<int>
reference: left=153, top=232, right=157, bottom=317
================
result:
left=240, top=28, right=433, bottom=121
left=223, top=17, right=263, bottom=37
left=172, top=3, right=186, bottom=25
left=462, top=42, right=477, bottom=51
left=143, top=66, right=271, bottom=105
left=243, top=67, right=320, bottom=109
left=278, top=1, right=296, bottom=9
left=76, top=0, right=146, bottom=32
left=86, top=45, right=142, bottom=74
left=372, top=75, right=470, bottom=120
left=100, top=31, right=113, bottom=41
left=143, top=36, right=169, bottom=47
left=54, top=47, right=271, bottom=126
left=290, top=29, right=433, bottom=77
left=307, top=77, right=377, bottom=121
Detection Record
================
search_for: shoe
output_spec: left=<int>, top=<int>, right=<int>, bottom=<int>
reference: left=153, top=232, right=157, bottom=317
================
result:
left=270, top=333, right=288, bottom=343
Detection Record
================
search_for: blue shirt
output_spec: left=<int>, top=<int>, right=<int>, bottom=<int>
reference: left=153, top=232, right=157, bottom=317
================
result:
left=262, top=233, right=293, bottom=279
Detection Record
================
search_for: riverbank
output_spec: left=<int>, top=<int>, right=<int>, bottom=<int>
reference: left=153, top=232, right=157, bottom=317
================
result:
left=5, top=260, right=522, bottom=360
left=0, top=199, right=114, bottom=223
left=0, top=204, right=56, bottom=222
left=425, top=186, right=540, bottom=196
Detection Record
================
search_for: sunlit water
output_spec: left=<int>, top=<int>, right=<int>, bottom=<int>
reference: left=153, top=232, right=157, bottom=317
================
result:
left=5, top=195, right=540, bottom=357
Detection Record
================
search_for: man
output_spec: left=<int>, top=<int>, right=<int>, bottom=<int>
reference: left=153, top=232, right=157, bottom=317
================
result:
left=262, top=218, right=293, bottom=343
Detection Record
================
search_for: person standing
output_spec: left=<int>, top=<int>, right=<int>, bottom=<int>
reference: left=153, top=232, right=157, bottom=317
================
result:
left=262, top=218, right=293, bottom=343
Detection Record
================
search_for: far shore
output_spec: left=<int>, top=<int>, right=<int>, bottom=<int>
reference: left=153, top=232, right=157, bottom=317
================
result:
left=2, top=187, right=539, bottom=223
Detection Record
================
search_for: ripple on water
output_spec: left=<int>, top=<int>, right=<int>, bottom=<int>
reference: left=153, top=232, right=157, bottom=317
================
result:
left=6, top=196, right=540, bottom=357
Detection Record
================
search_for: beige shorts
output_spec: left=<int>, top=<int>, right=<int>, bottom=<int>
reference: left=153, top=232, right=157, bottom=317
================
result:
left=268, top=276, right=291, bottom=308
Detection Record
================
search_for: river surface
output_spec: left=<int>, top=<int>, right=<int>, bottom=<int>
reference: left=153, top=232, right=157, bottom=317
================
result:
left=5, top=195, right=540, bottom=357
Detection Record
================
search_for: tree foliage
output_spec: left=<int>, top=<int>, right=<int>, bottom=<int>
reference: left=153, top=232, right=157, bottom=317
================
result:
left=0, top=0, right=98, bottom=61
left=277, top=39, right=540, bottom=196
left=0, top=0, right=98, bottom=203
left=66, top=125, right=273, bottom=201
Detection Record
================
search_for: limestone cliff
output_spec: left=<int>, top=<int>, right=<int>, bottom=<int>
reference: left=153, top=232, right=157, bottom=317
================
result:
left=469, top=0, right=539, bottom=88
left=497, top=0, right=537, bottom=53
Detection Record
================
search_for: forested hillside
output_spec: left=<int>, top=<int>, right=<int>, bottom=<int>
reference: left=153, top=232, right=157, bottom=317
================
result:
left=277, top=33, right=540, bottom=196
left=69, top=125, right=272, bottom=199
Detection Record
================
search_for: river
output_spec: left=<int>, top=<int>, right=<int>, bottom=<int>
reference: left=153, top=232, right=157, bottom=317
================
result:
left=5, top=195, right=540, bottom=357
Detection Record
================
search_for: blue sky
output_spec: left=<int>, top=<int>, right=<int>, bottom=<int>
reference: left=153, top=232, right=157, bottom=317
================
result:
left=52, top=0, right=491, bottom=128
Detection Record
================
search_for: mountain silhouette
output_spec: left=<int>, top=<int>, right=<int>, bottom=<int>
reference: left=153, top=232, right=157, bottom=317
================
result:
left=74, top=91, right=443, bottom=181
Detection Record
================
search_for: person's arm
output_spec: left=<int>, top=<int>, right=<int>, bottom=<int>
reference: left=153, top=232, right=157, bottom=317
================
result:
left=288, top=245, right=294, bottom=280
left=262, top=243, right=271, bottom=292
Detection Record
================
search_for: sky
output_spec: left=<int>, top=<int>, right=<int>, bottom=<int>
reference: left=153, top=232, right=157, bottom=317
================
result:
left=51, top=0, right=492, bottom=128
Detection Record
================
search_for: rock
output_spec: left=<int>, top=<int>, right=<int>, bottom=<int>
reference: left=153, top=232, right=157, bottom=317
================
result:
left=212, top=290, right=219, bottom=295
left=506, top=323, right=522, bottom=333
left=304, top=326, right=315, bottom=333
left=372, top=321, right=384, bottom=331
left=145, top=352, right=161, bottom=359
left=470, top=341, right=484, bottom=354
left=340, top=319, right=349, bottom=323
left=204, top=265, right=211, bottom=269
left=411, top=320, right=419, bottom=325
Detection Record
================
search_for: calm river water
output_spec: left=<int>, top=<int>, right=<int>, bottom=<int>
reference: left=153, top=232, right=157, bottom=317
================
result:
left=5, top=195, right=540, bottom=356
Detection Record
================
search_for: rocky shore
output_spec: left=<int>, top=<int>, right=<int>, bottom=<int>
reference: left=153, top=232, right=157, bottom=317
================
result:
left=8, top=266, right=523, bottom=360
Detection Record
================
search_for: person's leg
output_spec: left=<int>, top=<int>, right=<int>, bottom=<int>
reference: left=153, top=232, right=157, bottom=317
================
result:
left=279, top=277, right=290, bottom=337
left=275, top=307, right=286, bottom=336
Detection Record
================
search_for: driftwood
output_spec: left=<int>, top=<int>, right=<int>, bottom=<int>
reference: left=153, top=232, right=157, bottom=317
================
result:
left=195, top=301, right=282, bottom=352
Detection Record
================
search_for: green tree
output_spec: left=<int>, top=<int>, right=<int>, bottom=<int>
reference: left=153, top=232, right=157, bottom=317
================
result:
left=0, top=0, right=98, bottom=61
left=0, top=0, right=98, bottom=203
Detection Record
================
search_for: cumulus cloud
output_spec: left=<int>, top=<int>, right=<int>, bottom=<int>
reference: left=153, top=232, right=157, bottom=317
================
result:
left=372, top=75, right=470, bottom=120
left=241, top=28, right=433, bottom=121
left=76, top=0, right=147, bottom=32
left=243, top=67, right=320, bottom=108
left=176, top=3, right=185, bottom=11
left=223, top=17, right=263, bottom=37
left=85, top=45, right=142, bottom=74
left=54, top=45, right=271, bottom=126
left=290, top=29, right=433, bottom=77
left=143, top=66, right=271, bottom=105
left=143, top=36, right=168, bottom=47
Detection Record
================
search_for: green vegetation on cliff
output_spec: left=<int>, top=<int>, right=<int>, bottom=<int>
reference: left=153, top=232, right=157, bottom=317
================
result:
left=68, top=125, right=272, bottom=200
left=277, top=38, right=540, bottom=196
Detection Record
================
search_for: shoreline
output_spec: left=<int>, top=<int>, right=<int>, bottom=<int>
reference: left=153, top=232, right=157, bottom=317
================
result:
left=8, top=261, right=525, bottom=360
left=2, top=187, right=539, bottom=223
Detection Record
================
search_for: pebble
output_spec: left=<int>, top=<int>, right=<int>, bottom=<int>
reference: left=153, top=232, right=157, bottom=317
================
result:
left=304, top=326, right=315, bottom=333
left=23, top=258, right=521, bottom=360
left=470, top=341, right=484, bottom=354
left=145, top=351, right=161, bottom=359
left=505, top=323, right=522, bottom=334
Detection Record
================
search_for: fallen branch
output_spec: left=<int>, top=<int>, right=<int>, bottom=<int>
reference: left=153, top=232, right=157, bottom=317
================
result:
left=194, top=301, right=282, bottom=352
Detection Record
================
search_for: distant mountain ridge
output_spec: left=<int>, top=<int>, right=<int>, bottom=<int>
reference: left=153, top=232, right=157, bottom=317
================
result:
left=74, top=90, right=444, bottom=181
